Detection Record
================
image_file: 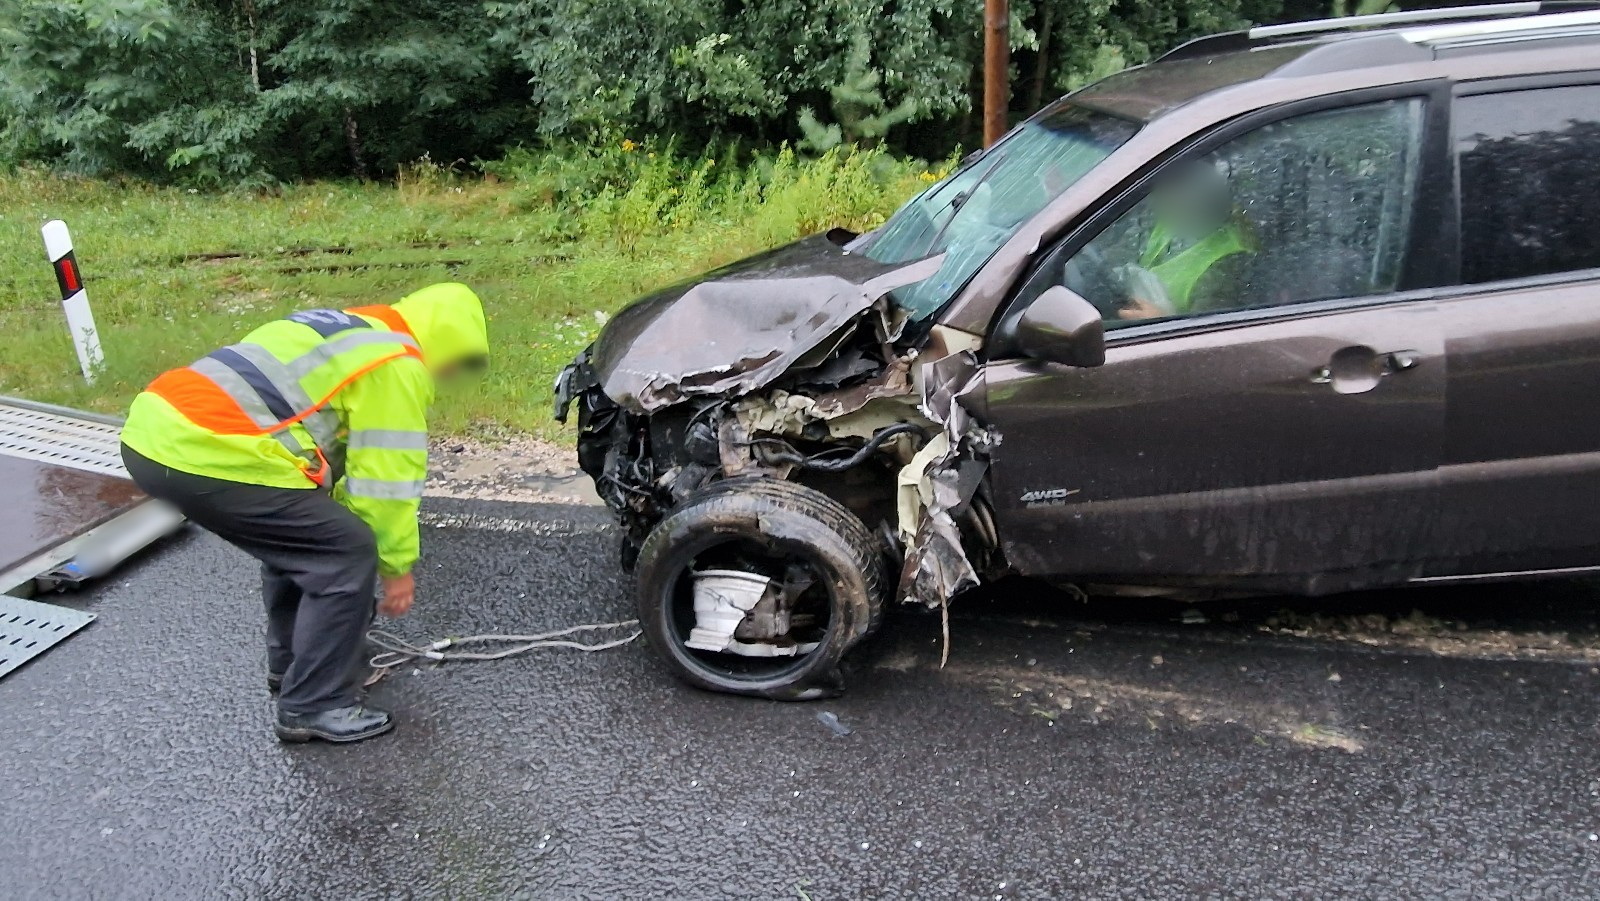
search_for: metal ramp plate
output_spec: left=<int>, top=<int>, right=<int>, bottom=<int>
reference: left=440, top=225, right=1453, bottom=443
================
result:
left=0, top=595, right=95, bottom=679
left=0, top=396, right=183, bottom=595
left=0, top=397, right=126, bottom=477
left=0, top=455, right=144, bottom=574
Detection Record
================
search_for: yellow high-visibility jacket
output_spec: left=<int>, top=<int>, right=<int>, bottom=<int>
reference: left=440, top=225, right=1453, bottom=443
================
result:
left=121, top=283, right=489, bottom=576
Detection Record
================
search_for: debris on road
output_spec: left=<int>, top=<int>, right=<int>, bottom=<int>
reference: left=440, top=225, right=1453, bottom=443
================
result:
left=1262, top=608, right=1600, bottom=662
left=982, top=666, right=1365, bottom=753
left=816, top=711, right=853, bottom=737
left=1290, top=724, right=1364, bottom=753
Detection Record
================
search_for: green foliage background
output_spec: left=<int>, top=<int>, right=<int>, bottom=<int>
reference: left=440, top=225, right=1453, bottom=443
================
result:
left=0, top=144, right=940, bottom=434
left=1, top=0, right=1325, bottom=182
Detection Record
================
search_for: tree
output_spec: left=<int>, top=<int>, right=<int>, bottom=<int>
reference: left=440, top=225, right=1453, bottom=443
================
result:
left=255, top=0, right=528, bottom=178
left=0, top=0, right=263, bottom=179
left=797, top=33, right=920, bottom=152
left=1013, top=0, right=1287, bottom=112
left=1, top=0, right=1315, bottom=180
left=1, top=0, right=530, bottom=181
left=488, top=0, right=972, bottom=144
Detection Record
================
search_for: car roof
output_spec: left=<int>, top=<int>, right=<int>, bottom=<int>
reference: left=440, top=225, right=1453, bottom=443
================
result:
left=1068, top=4, right=1600, bottom=123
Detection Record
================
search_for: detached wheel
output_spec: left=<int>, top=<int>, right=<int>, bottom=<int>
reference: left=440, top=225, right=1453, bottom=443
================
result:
left=635, top=478, right=885, bottom=700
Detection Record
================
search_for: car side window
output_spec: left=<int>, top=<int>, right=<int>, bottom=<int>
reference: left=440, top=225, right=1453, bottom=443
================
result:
left=1457, top=84, right=1600, bottom=284
left=1028, top=98, right=1425, bottom=327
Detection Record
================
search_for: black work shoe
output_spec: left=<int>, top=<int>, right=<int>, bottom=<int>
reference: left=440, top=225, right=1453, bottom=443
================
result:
left=274, top=705, right=394, bottom=744
left=267, top=672, right=285, bottom=694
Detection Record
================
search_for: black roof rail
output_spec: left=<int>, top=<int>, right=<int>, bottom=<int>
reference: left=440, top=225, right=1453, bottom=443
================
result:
left=1160, top=2, right=1600, bottom=62
left=1159, top=30, right=1256, bottom=62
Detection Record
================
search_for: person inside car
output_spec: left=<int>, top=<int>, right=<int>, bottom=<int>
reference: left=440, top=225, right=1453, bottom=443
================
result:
left=1117, top=157, right=1257, bottom=320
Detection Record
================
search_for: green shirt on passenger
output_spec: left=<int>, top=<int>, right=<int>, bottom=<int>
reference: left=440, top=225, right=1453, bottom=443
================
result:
left=1138, top=218, right=1255, bottom=314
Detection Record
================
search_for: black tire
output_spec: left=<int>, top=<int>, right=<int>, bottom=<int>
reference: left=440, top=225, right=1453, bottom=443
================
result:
left=635, top=478, right=886, bottom=700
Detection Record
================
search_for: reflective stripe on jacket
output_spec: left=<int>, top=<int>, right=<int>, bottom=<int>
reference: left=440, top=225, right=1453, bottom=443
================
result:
left=122, top=283, right=489, bottom=576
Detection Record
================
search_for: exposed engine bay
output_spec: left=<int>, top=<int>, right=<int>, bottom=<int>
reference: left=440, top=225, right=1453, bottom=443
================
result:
left=554, top=231, right=1006, bottom=674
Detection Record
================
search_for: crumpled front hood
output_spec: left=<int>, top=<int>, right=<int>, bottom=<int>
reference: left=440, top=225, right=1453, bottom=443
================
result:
left=591, top=232, right=943, bottom=414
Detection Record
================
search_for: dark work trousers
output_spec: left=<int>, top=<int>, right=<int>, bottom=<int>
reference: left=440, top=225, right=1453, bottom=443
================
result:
left=121, top=445, right=377, bottom=715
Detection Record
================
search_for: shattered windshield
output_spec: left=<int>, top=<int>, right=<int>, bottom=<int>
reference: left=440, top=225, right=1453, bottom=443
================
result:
left=859, top=104, right=1140, bottom=319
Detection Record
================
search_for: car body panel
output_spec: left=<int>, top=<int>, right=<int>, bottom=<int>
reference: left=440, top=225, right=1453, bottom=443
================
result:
left=938, top=39, right=1600, bottom=336
left=1431, top=276, right=1600, bottom=574
left=983, top=302, right=1445, bottom=593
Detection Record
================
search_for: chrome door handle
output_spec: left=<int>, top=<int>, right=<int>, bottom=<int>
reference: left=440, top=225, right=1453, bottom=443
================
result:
left=1311, top=346, right=1422, bottom=394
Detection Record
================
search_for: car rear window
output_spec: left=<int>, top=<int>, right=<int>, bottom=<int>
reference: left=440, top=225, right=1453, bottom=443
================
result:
left=1457, top=84, right=1600, bottom=283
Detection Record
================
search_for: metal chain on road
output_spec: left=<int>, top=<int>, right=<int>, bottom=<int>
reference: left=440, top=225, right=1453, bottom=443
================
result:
left=366, top=620, right=641, bottom=674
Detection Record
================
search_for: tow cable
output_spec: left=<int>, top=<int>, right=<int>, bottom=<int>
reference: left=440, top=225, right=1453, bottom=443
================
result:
left=364, top=620, right=641, bottom=679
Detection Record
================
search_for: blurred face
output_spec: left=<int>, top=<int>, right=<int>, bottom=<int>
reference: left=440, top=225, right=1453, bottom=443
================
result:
left=1151, top=159, right=1233, bottom=240
left=435, top=354, right=489, bottom=381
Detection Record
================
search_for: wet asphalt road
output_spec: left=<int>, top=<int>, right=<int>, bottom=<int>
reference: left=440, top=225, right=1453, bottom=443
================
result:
left=3, top=497, right=1600, bottom=899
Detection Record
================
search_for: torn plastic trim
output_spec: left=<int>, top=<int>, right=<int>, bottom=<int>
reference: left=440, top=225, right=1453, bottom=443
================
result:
left=552, top=345, right=596, bottom=423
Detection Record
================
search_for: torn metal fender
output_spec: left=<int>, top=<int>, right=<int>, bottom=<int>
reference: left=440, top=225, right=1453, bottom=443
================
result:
left=897, top=350, right=995, bottom=608
left=589, top=232, right=944, bottom=414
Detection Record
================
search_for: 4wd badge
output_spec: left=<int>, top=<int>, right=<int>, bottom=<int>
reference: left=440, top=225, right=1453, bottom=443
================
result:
left=1020, top=487, right=1081, bottom=507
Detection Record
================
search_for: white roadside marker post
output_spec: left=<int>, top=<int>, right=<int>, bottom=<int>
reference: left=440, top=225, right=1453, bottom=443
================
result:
left=41, top=219, right=104, bottom=383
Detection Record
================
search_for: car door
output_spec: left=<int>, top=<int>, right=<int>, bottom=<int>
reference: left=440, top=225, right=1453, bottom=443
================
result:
left=1427, top=78, right=1600, bottom=577
left=980, top=95, right=1447, bottom=593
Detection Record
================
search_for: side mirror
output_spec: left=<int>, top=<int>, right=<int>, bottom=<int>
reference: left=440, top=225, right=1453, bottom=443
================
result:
left=1014, top=286, right=1106, bottom=368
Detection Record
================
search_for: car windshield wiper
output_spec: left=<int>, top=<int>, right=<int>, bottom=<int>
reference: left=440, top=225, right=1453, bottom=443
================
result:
left=917, top=149, right=1010, bottom=257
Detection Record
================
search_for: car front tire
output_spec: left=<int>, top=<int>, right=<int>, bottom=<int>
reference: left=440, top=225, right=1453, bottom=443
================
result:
left=634, top=478, right=885, bottom=700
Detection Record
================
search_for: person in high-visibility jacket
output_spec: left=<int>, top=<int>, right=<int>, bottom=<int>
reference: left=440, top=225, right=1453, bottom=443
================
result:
left=119, top=283, right=489, bottom=744
left=1117, top=158, right=1256, bottom=321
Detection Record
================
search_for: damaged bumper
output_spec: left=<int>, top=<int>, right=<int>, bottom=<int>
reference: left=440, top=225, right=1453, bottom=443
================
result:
left=552, top=347, right=593, bottom=425
left=557, top=231, right=999, bottom=610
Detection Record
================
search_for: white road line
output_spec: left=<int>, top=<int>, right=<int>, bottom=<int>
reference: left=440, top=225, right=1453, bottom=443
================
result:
left=418, top=510, right=614, bottom=536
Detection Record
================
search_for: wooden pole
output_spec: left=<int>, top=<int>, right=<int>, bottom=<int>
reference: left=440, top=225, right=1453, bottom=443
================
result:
left=983, top=0, right=1009, bottom=147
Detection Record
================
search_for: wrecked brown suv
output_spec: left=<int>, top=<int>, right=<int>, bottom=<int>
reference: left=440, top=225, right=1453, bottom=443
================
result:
left=556, top=5, right=1600, bottom=699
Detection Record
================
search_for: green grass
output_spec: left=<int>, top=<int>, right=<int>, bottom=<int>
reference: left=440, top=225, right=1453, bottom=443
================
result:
left=0, top=143, right=939, bottom=439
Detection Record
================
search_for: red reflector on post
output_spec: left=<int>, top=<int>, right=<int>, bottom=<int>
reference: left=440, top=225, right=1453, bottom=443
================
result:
left=59, top=258, right=80, bottom=293
left=40, top=220, right=104, bottom=383
left=50, top=251, right=83, bottom=300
